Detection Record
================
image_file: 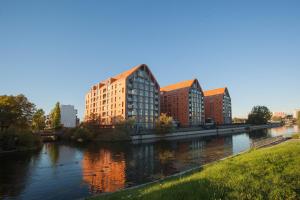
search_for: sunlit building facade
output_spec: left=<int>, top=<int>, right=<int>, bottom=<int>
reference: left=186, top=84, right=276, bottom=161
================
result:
left=204, top=87, right=232, bottom=125
left=160, top=79, right=205, bottom=127
left=84, top=64, right=160, bottom=129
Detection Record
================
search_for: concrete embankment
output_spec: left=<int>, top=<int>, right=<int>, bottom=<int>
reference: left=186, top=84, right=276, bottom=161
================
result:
left=131, top=123, right=281, bottom=143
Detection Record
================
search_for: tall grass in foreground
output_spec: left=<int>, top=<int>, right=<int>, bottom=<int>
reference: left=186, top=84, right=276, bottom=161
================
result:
left=89, top=140, right=300, bottom=200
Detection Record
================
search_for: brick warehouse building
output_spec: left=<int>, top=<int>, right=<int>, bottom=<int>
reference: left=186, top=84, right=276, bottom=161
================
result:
left=84, top=64, right=160, bottom=129
left=160, top=79, right=205, bottom=127
left=204, top=87, right=232, bottom=125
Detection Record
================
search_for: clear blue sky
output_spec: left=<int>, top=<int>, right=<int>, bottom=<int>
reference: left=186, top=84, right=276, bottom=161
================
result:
left=1, top=0, right=300, bottom=119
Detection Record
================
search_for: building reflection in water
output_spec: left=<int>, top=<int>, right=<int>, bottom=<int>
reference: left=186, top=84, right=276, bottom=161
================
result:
left=269, top=125, right=299, bottom=136
left=81, top=136, right=233, bottom=194
left=126, top=136, right=233, bottom=185
left=82, top=149, right=126, bottom=193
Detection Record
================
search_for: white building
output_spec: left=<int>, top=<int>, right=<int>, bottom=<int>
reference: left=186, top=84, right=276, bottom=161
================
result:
left=60, top=105, right=78, bottom=128
left=293, top=109, right=300, bottom=119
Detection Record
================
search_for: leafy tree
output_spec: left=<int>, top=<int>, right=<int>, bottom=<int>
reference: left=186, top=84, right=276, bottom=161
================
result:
left=297, top=111, right=300, bottom=125
left=271, top=115, right=283, bottom=122
left=50, top=102, right=61, bottom=130
left=32, top=109, right=46, bottom=131
left=0, top=94, right=35, bottom=130
left=83, top=112, right=102, bottom=130
left=114, top=118, right=135, bottom=135
left=247, top=106, right=272, bottom=125
left=155, top=113, right=174, bottom=134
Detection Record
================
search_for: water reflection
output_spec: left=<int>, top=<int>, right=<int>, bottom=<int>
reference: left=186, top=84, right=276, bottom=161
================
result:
left=0, top=125, right=298, bottom=200
left=0, top=151, right=40, bottom=199
left=248, top=129, right=269, bottom=140
left=46, top=143, right=60, bottom=166
left=269, top=125, right=299, bottom=136
left=82, top=149, right=126, bottom=193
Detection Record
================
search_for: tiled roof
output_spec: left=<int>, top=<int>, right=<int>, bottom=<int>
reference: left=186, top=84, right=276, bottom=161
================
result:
left=113, top=65, right=141, bottom=80
left=203, top=88, right=227, bottom=96
left=160, top=79, right=196, bottom=92
left=92, top=64, right=159, bottom=90
left=97, top=65, right=142, bottom=86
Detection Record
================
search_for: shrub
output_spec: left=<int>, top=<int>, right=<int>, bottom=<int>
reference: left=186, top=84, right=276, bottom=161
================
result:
left=0, top=128, right=41, bottom=151
left=60, top=127, right=95, bottom=143
left=155, top=113, right=174, bottom=134
left=114, top=119, right=135, bottom=135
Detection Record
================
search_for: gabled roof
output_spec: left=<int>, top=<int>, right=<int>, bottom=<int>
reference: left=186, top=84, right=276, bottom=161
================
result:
left=91, top=64, right=160, bottom=90
left=113, top=65, right=141, bottom=80
left=203, top=87, right=228, bottom=96
left=160, top=79, right=197, bottom=92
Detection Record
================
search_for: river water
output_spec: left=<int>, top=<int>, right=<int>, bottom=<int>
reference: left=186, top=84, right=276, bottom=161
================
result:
left=0, top=125, right=298, bottom=200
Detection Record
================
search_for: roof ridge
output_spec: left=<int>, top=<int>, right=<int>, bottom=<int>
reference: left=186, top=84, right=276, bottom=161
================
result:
left=160, top=79, right=196, bottom=92
left=203, top=87, right=227, bottom=96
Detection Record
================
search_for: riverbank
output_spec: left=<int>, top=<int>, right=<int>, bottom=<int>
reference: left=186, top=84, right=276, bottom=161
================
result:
left=39, top=123, right=282, bottom=143
left=0, top=129, right=42, bottom=155
left=131, top=123, right=281, bottom=143
left=88, top=139, right=300, bottom=200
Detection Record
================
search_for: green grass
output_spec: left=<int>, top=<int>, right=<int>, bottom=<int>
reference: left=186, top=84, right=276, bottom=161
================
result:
left=89, top=140, right=300, bottom=200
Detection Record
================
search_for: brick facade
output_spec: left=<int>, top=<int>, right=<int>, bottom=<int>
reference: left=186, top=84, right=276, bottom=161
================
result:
left=204, top=87, right=232, bottom=125
left=160, top=79, right=205, bottom=127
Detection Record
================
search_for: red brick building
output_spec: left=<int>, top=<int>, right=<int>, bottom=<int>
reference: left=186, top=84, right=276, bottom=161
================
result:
left=204, top=87, right=232, bottom=125
left=160, top=79, right=205, bottom=127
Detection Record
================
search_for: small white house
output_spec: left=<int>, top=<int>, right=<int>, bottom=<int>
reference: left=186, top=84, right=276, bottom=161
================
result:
left=60, top=105, right=78, bottom=128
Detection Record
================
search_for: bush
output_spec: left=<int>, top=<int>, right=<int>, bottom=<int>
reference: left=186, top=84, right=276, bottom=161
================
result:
left=155, top=113, right=174, bottom=134
left=73, top=127, right=94, bottom=142
left=0, top=128, right=41, bottom=152
left=61, top=127, right=94, bottom=143
left=114, top=119, right=135, bottom=135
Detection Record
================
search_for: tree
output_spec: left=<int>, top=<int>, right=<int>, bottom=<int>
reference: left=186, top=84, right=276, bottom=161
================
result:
left=0, top=94, right=35, bottom=130
left=83, top=112, right=102, bottom=130
left=247, top=106, right=272, bottom=125
left=32, top=109, right=46, bottom=131
left=297, top=111, right=300, bottom=125
left=114, top=118, right=135, bottom=135
left=155, top=113, right=174, bottom=134
left=50, top=102, right=61, bottom=130
left=271, top=115, right=283, bottom=122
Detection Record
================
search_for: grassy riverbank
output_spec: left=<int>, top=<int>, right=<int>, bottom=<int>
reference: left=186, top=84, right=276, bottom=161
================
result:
left=89, top=140, right=300, bottom=200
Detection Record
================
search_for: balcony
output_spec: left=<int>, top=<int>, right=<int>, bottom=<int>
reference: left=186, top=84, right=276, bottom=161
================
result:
left=128, top=110, right=137, bottom=116
left=127, top=97, right=133, bottom=102
left=128, top=89, right=137, bottom=95
left=127, top=83, right=133, bottom=88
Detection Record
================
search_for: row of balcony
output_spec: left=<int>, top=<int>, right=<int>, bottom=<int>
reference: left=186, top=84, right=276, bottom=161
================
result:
left=128, top=111, right=159, bottom=117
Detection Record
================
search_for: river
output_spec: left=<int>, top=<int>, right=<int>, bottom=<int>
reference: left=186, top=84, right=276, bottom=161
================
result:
left=0, top=125, right=298, bottom=200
